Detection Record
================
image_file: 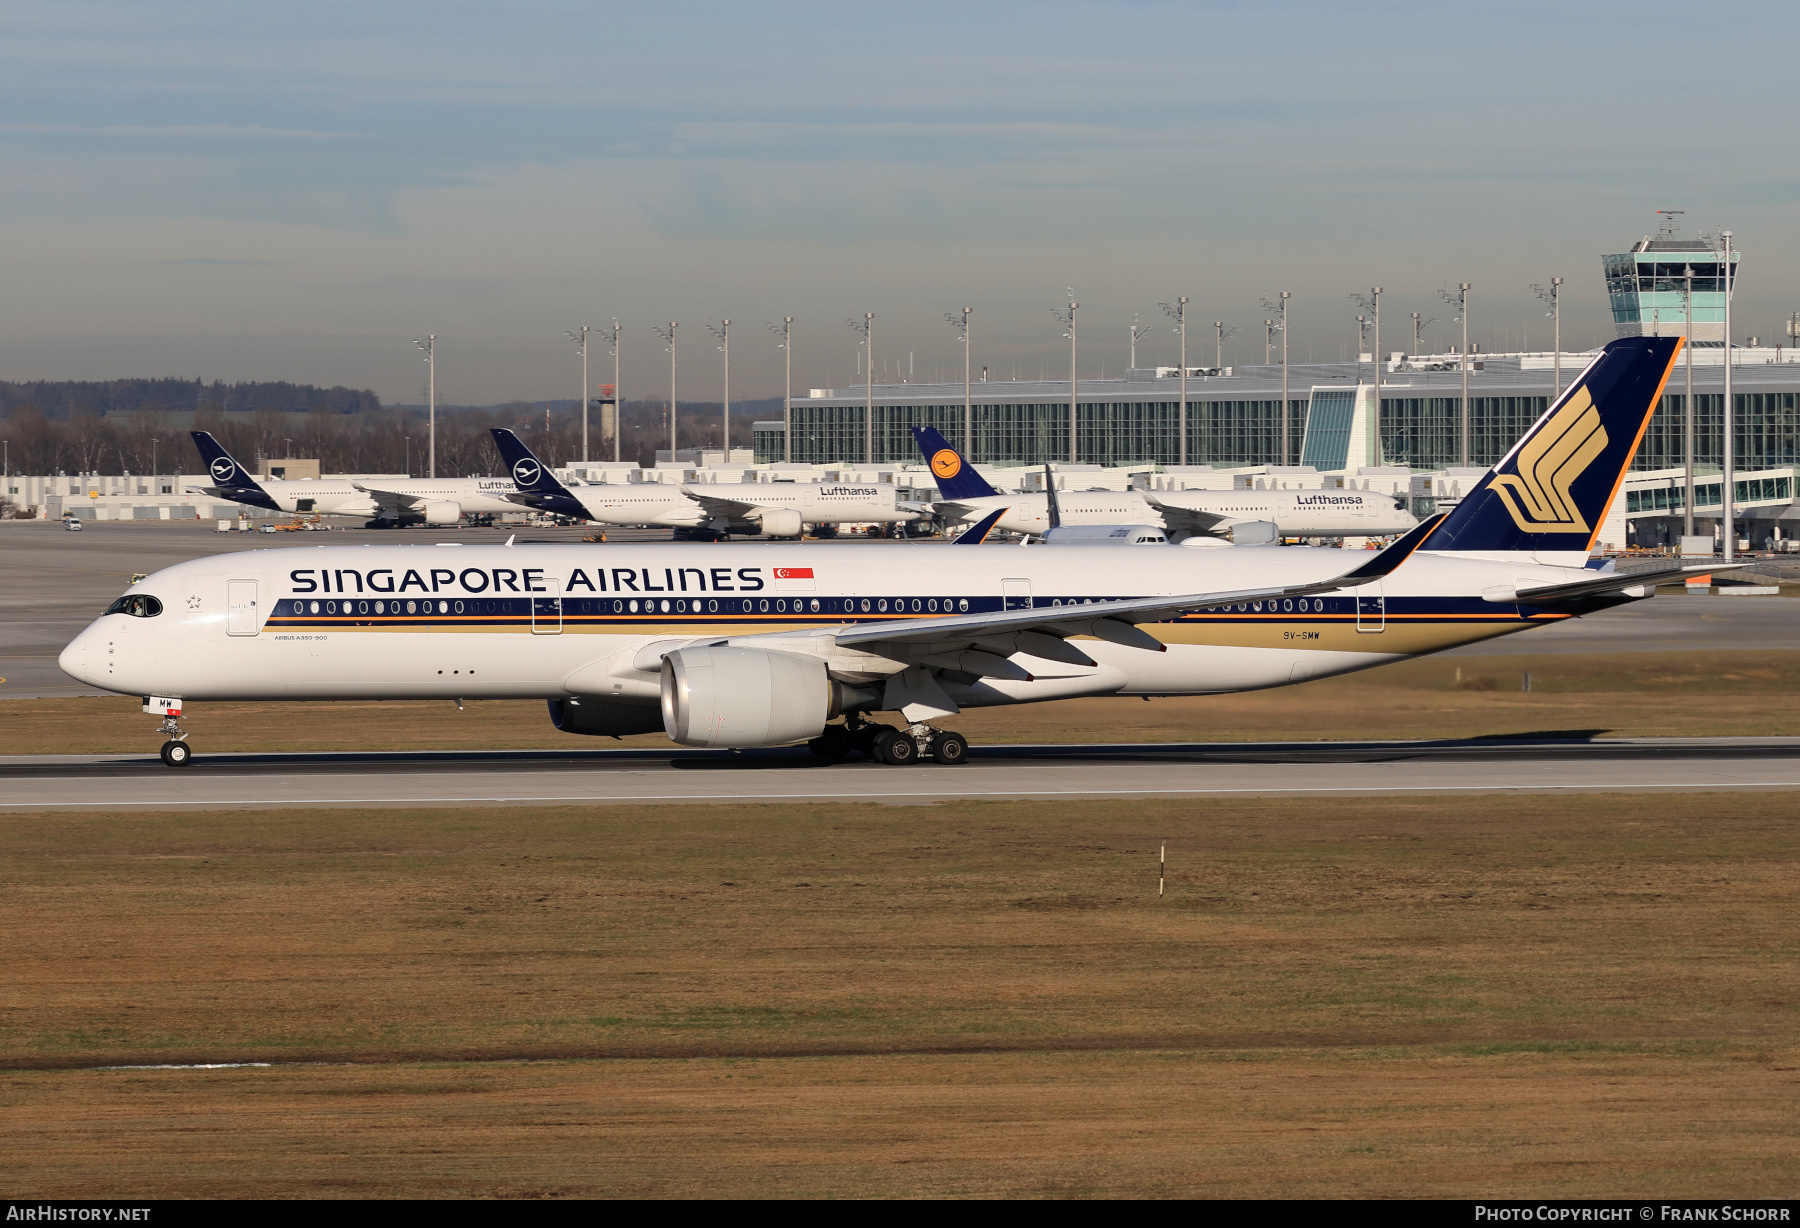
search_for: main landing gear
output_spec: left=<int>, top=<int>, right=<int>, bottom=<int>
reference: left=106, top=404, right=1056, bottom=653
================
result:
left=808, top=717, right=968, bottom=766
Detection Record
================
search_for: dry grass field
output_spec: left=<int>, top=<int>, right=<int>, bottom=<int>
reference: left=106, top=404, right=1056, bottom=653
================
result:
left=9, top=648, right=1800, bottom=756
left=4, top=793, right=1798, bottom=1197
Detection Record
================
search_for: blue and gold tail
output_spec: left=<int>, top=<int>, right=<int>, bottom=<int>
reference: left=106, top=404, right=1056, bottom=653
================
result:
left=1420, top=336, right=1682, bottom=559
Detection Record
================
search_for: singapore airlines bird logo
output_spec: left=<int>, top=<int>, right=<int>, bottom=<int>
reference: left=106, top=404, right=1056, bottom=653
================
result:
left=1489, top=387, right=1608, bottom=534
left=930, top=449, right=962, bottom=480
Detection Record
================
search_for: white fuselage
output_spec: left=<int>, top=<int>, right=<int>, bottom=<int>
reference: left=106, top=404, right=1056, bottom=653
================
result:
left=946, top=489, right=1416, bottom=538
left=61, top=541, right=1586, bottom=721
left=576, top=483, right=918, bottom=529
left=211, top=477, right=526, bottom=518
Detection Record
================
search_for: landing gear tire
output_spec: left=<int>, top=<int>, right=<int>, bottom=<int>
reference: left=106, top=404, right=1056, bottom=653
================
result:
left=871, top=728, right=917, bottom=766
left=930, top=732, right=968, bottom=766
left=159, top=740, right=192, bottom=767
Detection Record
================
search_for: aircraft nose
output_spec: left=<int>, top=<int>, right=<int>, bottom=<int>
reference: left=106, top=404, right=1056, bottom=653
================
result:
left=58, top=624, right=105, bottom=688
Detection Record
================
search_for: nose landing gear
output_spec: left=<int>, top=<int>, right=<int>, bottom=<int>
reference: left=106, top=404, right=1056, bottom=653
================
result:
left=144, top=696, right=193, bottom=767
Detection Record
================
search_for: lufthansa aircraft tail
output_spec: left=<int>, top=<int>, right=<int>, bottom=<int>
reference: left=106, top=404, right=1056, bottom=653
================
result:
left=1419, top=336, right=1682, bottom=562
left=189, top=431, right=280, bottom=511
left=911, top=426, right=1002, bottom=501
left=488, top=428, right=592, bottom=520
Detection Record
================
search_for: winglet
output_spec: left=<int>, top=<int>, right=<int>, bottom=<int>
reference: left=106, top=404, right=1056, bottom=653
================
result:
left=1043, top=464, right=1062, bottom=530
left=955, top=507, right=1008, bottom=544
left=1335, top=512, right=1448, bottom=584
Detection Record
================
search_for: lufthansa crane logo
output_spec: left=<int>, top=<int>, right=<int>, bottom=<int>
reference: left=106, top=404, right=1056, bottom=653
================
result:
left=930, top=448, right=962, bottom=480
left=1489, top=386, right=1608, bottom=534
left=209, top=457, right=237, bottom=483
left=511, top=458, right=542, bottom=487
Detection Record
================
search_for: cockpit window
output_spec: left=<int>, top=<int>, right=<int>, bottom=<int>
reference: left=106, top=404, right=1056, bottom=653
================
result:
left=105, top=594, right=163, bottom=618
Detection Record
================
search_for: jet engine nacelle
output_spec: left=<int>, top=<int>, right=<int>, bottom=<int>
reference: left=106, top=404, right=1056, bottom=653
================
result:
left=547, top=696, right=665, bottom=737
left=421, top=500, right=462, bottom=525
left=659, top=645, right=867, bottom=748
left=750, top=507, right=803, bottom=538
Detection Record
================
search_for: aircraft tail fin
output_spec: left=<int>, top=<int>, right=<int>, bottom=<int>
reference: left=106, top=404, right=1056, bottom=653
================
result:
left=1420, top=336, right=1682, bottom=557
left=912, top=426, right=1001, bottom=500
left=189, top=431, right=279, bottom=511
left=488, top=429, right=590, bottom=519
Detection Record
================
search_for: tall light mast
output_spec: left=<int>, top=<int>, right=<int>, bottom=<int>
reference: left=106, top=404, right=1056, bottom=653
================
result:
left=1052, top=294, right=1078, bottom=463
left=1160, top=297, right=1188, bottom=464
left=653, top=323, right=678, bottom=456
left=1439, top=283, right=1472, bottom=464
left=707, top=320, right=731, bottom=453
left=1263, top=293, right=1291, bottom=463
left=605, top=320, right=621, bottom=464
left=1683, top=266, right=1695, bottom=539
left=1130, top=314, right=1150, bottom=370
left=1213, top=320, right=1237, bottom=370
left=847, top=314, right=874, bottom=464
left=566, top=326, right=590, bottom=463
left=1530, top=276, right=1564, bottom=397
left=411, top=334, right=435, bottom=478
left=1722, top=231, right=1735, bottom=562
left=768, top=317, right=793, bottom=463
left=944, top=308, right=972, bottom=452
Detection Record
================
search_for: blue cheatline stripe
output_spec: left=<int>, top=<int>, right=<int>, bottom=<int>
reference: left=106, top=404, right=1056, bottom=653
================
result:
left=263, top=592, right=1600, bottom=632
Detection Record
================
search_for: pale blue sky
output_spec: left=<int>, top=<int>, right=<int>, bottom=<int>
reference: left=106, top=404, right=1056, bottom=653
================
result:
left=2, top=1, right=1795, bottom=403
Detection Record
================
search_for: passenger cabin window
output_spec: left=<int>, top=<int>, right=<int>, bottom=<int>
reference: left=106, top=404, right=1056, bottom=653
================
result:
left=105, top=594, right=163, bottom=618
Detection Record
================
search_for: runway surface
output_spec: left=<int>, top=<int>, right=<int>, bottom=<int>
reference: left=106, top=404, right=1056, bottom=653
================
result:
left=5, top=737, right=1799, bottom=808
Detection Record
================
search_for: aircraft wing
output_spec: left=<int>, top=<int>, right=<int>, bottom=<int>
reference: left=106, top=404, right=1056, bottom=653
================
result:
left=679, top=487, right=761, bottom=518
left=827, top=513, right=1446, bottom=667
left=352, top=483, right=424, bottom=512
left=1492, top=563, right=1748, bottom=606
left=1140, top=493, right=1232, bottom=538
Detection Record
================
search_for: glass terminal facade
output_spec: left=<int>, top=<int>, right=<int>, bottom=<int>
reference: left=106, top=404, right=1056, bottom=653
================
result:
left=756, top=228, right=1792, bottom=475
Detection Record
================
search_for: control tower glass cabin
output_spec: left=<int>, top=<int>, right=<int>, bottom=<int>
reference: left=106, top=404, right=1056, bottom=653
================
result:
left=1603, top=233, right=1738, bottom=346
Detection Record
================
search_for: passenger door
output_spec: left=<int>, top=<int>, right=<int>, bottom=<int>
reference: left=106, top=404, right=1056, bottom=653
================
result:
left=1354, top=580, right=1385, bottom=633
left=531, top=577, right=563, bottom=635
left=226, top=579, right=260, bottom=636
left=1002, top=578, right=1033, bottom=611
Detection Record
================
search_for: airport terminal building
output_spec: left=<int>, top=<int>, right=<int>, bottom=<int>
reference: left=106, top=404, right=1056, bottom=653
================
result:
left=755, top=228, right=1798, bottom=549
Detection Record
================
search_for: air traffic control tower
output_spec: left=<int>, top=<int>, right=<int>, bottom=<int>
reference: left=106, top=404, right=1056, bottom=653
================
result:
left=1603, top=213, right=1738, bottom=345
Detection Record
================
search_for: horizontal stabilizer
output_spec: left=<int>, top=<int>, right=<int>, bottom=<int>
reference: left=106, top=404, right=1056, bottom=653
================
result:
left=954, top=507, right=1008, bottom=544
left=1489, top=563, right=1749, bottom=606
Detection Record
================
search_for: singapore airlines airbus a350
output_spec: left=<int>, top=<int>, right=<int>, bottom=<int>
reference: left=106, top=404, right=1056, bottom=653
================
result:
left=64, top=338, right=1721, bottom=768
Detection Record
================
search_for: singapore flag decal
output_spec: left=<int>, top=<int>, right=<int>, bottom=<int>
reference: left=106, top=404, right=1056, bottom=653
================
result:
left=772, top=566, right=815, bottom=592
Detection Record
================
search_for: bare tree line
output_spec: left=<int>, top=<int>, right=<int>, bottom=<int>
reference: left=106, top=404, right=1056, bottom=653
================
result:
left=2, top=397, right=767, bottom=476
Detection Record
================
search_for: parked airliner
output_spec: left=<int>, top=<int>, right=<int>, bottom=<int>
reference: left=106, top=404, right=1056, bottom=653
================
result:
left=491, top=429, right=920, bottom=538
left=190, top=432, right=527, bottom=525
left=69, top=339, right=1717, bottom=768
left=913, top=426, right=1417, bottom=541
